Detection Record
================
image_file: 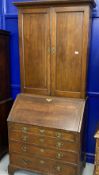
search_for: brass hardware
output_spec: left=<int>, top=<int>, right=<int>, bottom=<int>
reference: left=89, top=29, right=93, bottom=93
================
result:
left=56, top=132, right=62, bottom=138
left=40, top=160, right=45, bottom=164
left=21, top=146, right=27, bottom=152
left=39, top=129, right=45, bottom=134
left=22, top=135, right=28, bottom=142
left=22, top=127, right=28, bottom=133
left=56, top=142, right=63, bottom=148
left=56, top=152, right=63, bottom=159
left=55, top=166, right=62, bottom=172
left=22, top=159, right=31, bottom=165
left=46, top=98, right=52, bottom=102
left=39, top=138, right=45, bottom=143
left=52, top=47, right=55, bottom=54
left=40, top=148, right=45, bottom=153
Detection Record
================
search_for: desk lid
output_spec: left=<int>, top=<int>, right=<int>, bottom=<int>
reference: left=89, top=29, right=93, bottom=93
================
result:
left=8, top=93, right=85, bottom=133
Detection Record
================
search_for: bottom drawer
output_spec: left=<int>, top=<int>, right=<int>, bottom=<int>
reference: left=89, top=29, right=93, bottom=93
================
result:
left=10, top=153, right=79, bottom=175
left=10, top=153, right=49, bottom=174
left=51, top=162, right=78, bottom=175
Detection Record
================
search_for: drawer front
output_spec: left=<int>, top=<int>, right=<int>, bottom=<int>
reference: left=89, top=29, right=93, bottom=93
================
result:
left=10, top=153, right=50, bottom=174
left=8, top=123, right=78, bottom=142
left=9, top=142, right=79, bottom=164
left=8, top=131, right=79, bottom=152
left=51, top=162, right=78, bottom=175
left=10, top=153, right=78, bottom=175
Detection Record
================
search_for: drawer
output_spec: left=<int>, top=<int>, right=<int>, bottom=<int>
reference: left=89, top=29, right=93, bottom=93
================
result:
left=9, top=142, right=79, bottom=164
left=8, top=131, right=79, bottom=152
left=8, top=123, right=78, bottom=142
left=10, top=153, right=50, bottom=174
left=51, top=162, right=78, bottom=175
left=10, top=153, right=78, bottom=175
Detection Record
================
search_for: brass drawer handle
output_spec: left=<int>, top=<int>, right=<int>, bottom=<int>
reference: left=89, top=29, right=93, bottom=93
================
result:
left=22, top=159, right=32, bottom=165
left=56, top=142, right=64, bottom=148
left=56, top=152, right=64, bottom=159
left=52, top=47, right=55, bottom=54
left=55, top=165, right=62, bottom=172
left=22, top=136, right=28, bottom=142
left=40, top=148, right=45, bottom=153
left=40, top=160, right=45, bottom=164
left=21, top=146, right=27, bottom=152
left=56, top=132, right=62, bottom=138
left=39, top=129, right=45, bottom=134
left=39, top=138, right=45, bottom=143
left=22, top=127, right=28, bottom=133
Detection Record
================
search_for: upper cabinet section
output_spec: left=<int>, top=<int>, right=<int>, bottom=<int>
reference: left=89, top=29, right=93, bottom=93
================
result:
left=15, top=0, right=95, bottom=98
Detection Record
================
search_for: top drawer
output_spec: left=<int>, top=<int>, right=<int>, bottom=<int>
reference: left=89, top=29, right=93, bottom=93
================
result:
left=8, top=123, right=79, bottom=142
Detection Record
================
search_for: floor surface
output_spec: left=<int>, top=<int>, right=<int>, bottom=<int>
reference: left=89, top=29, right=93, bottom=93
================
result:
left=0, top=154, right=94, bottom=175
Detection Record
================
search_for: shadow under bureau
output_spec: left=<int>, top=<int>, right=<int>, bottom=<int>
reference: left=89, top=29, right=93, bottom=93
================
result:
left=8, top=93, right=86, bottom=175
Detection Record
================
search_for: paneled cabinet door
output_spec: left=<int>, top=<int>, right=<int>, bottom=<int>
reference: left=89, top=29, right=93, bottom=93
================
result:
left=51, top=6, right=90, bottom=98
left=19, top=8, right=51, bottom=95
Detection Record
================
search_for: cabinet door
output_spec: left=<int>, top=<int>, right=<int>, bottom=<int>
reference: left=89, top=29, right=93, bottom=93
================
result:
left=19, top=8, right=50, bottom=95
left=51, top=6, right=90, bottom=98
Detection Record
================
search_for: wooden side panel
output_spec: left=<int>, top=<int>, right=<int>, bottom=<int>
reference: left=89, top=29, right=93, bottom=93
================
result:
left=0, top=31, right=13, bottom=158
left=0, top=34, right=10, bottom=101
left=51, top=6, right=90, bottom=98
left=0, top=99, right=13, bottom=158
left=18, top=8, right=50, bottom=95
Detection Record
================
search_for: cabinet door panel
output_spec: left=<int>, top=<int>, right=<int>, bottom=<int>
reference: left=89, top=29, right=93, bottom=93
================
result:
left=19, top=8, right=50, bottom=95
left=51, top=6, right=90, bottom=98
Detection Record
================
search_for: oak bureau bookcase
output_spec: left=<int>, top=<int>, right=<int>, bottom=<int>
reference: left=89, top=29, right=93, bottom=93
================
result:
left=7, top=0, right=95, bottom=175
